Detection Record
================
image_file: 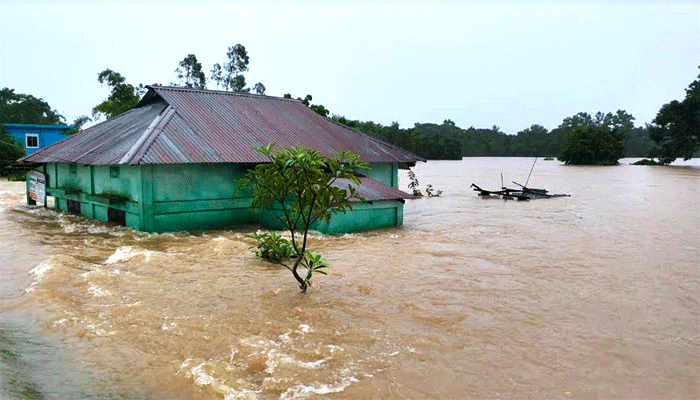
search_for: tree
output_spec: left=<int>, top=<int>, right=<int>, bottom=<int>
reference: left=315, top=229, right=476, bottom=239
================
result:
left=558, top=126, right=624, bottom=165
left=66, top=115, right=91, bottom=135
left=253, top=82, right=266, bottom=95
left=211, top=44, right=250, bottom=91
left=0, top=87, right=65, bottom=125
left=174, top=54, right=206, bottom=89
left=0, top=124, right=24, bottom=163
left=92, top=69, right=144, bottom=120
left=282, top=93, right=331, bottom=117
left=238, top=144, right=369, bottom=292
left=0, top=87, right=64, bottom=167
left=648, top=68, right=700, bottom=164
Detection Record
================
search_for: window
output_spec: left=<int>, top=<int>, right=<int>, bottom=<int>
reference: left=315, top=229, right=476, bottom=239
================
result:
left=69, top=163, right=77, bottom=174
left=108, top=207, right=126, bottom=226
left=26, top=134, right=38, bottom=148
left=66, top=199, right=81, bottom=215
left=110, top=166, right=120, bottom=178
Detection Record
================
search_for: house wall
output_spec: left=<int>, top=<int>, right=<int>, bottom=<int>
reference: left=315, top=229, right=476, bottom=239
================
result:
left=148, top=163, right=254, bottom=232
left=257, top=201, right=404, bottom=234
left=40, top=161, right=405, bottom=234
left=4, top=124, right=71, bottom=155
left=46, top=162, right=141, bottom=229
left=363, top=162, right=398, bottom=188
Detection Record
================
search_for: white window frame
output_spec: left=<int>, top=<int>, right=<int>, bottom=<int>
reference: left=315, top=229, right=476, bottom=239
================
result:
left=25, top=133, right=39, bottom=148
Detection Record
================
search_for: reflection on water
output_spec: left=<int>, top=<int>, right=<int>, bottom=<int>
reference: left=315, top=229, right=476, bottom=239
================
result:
left=1, top=158, right=699, bottom=399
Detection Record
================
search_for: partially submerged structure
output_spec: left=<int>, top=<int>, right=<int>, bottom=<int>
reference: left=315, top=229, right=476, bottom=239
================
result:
left=20, top=86, right=424, bottom=233
left=3, top=123, right=72, bottom=155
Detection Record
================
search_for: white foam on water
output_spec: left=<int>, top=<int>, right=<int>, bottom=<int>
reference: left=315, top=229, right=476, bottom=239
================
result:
left=161, top=321, right=178, bottom=331
left=87, top=282, right=110, bottom=297
left=181, top=359, right=259, bottom=400
left=279, top=376, right=359, bottom=399
left=104, top=246, right=162, bottom=264
left=278, top=331, right=292, bottom=343
left=87, top=224, right=112, bottom=234
left=56, top=214, right=80, bottom=233
left=297, top=324, right=311, bottom=334
left=264, top=349, right=327, bottom=374
left=25, top=259, right=56, bottom=292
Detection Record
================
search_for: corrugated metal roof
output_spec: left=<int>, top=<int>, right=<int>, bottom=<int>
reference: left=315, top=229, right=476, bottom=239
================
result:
left=332, top=176, right=414, bottom=202
left=20, top=101, right=168, bottom=165
left=21, top=86, right=425, bottom=166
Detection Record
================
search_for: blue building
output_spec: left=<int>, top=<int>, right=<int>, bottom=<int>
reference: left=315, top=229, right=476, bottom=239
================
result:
left=3, top=123, right=72, bottom=155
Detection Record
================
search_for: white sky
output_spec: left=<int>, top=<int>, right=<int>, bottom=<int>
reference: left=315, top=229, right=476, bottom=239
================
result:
left=1, top=1, right=698, bottom=133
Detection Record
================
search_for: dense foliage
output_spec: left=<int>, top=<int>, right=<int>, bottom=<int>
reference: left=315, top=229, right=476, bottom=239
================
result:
left=238, top=144, right=368, bottom=292
left=0, top=124, right=24, bottom=164
left=648, top=68, right=700, bottom=164
left=6, top=58, right=695, bottom=166
left=0, top=87, right=64, bottom=167
left=558, top=127, right=624, bottom=165
left=92, top=69, right=145, bottom=121
left=174, top=54, right=206, bottom=89
left=330, top=110, right=655, bottom=161
left=207, top=44, right=265, bottom=93
left=0, top=87, right=65, bottom=125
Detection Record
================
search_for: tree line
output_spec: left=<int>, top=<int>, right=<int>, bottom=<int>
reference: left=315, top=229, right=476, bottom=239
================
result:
left=330, top=110, right=657, bottom=162
left=2, top=48, right=698, bottom=167
left=331, top=68, right=699, bottom=165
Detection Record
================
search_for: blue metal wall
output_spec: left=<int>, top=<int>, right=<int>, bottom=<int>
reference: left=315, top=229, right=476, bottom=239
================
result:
left=3, top=123, right=72, bottom=155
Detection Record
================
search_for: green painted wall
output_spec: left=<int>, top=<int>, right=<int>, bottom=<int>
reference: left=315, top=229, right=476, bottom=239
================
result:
left=45, top=162, right=140, bottom=229
left=40, top=161, right=406, bottom=234
left=149, top=163, right=254, bottom=232
left=256, top=201, right=404, bottom=234
left=363, top=162, right=398, bottom=187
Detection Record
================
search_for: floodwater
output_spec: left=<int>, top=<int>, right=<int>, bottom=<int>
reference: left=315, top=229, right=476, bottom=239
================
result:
left=1, top=158, right=698, bottom=399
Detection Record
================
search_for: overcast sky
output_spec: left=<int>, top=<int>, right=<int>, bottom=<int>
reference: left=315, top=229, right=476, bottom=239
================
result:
left=1, top=1, right=698, bottom=134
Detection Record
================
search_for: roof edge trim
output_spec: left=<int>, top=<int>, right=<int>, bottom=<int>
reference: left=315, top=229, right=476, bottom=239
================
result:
left=119, top=105, right=174, bottom=164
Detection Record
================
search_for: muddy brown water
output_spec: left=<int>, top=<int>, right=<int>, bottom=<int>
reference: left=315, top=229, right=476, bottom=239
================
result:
left=1, top=158, right=698, bottom=399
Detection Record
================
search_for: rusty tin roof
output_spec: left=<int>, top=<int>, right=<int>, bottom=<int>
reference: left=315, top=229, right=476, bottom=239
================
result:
left=332, top=176, right=415, bottom=202
left=21, top=86, right=425, bottom=166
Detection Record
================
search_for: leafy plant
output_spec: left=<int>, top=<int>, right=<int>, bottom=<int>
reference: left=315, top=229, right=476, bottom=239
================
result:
left=238, top=144, right=369, bottom=292
left=247, top=231, right=297, bottom=262
left=425, top=184, right=442, bottom=197
left=407, top=170, right=423, bottom=197
left=407, top=169, right=442, bottom=197
left=300, top=251, right=328, bottom=288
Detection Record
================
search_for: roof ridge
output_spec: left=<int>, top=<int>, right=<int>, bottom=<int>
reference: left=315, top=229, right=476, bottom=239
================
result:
left=148, top=85, right=302, bottom=103
left=119, top=105, right=174, bottom=164
left=324, top=117, right=427, bottom=161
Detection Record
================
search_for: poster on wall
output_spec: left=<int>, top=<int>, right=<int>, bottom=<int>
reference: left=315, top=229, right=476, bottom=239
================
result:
left=29, top=170, right=46, bottom=205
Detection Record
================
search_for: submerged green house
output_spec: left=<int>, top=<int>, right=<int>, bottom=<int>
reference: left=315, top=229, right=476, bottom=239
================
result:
left=20, top=86, right=424, bottom=233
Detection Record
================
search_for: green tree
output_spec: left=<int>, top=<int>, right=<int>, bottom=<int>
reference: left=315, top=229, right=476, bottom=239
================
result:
left=211, top=44, right=250, bottom=91
left=0, top=87, right=64, bottom=167
left=253, top=82, right=266, bottom=95
left=238, top=144, right=368, bottom=292
left=283, top=93, right=331, bottom=117
left=0, top=124, right=24, bottom=163
left=0, top=87, right=65, bottom=125
left=558, top=126, right=624, bottom=165
left=174, top=54, right=206, bottom=89
left=66, top=115, right=91, bottom=135
left=92, top=69, right=144, bottom=120
left=648, top=68, right=700, bottom=164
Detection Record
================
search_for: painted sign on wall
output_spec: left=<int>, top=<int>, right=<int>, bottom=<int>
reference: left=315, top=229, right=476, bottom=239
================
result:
left=29, top=170, right=46, bottom=204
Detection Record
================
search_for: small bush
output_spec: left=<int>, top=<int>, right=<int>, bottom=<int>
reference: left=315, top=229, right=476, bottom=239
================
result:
left=247, top=232, right=297, bottom=262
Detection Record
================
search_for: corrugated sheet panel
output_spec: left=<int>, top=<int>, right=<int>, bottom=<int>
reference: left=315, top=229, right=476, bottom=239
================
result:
left=20, top=101, right=168, bottom=165
left=22, top=86, right=426, bottom=166
left=332, top=176, right=414, bottom=202
left=144, top=86, right=424, bottom=165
